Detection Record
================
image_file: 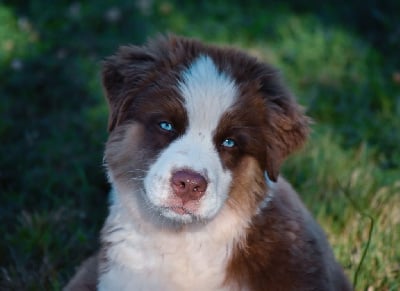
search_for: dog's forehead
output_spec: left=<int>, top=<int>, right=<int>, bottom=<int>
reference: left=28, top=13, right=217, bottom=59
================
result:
left=178, top=55, right=238, bottom=132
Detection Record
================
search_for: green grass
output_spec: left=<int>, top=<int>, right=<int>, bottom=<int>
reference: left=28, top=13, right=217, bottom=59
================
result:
left=1, top=1, right=399, bottom=290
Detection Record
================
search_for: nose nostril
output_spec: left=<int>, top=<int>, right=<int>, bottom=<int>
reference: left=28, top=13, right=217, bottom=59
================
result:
left=170, top=169, right=208, bottom=202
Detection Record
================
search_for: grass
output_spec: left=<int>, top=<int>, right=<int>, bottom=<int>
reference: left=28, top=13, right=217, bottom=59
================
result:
left=1, top=1, right=399, bottom=290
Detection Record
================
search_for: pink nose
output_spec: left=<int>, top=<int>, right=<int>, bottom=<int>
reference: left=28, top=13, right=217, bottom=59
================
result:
left=170, top=170, right=208, bottom=204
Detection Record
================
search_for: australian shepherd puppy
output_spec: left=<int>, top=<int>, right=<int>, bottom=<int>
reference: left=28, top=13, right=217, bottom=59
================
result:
left=65, top=35, right=352, bottom=291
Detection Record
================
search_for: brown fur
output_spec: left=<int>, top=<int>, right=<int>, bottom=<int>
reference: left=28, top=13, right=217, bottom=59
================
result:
left=226, top=156, right=268, bottom=225
left=65, top=35, right=351, bottom=290
left=102, top=34, right=310, bottom=181
left=226, top=179, right=352, bottom=290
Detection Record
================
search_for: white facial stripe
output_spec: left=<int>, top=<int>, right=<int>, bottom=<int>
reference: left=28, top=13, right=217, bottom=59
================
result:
left=143, top=55, right=239, bottom=222
left=179, top=55, right=238, bottom=133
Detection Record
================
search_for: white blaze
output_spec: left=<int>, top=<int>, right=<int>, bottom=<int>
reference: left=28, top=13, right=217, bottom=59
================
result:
left=144, top=55, right=239, bottom=222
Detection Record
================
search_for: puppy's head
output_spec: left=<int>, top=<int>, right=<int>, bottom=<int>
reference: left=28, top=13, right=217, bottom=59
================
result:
left=103, top=35, right=309, bottom=225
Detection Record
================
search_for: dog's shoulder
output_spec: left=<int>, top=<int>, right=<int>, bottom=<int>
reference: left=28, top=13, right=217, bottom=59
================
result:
left=226, top=177, right=352, bottom=290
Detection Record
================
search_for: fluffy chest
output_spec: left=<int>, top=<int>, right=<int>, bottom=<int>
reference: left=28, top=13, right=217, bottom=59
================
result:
left=98, top=202, right=244, bottom=291
left=103, top=238, right=229, bottom=290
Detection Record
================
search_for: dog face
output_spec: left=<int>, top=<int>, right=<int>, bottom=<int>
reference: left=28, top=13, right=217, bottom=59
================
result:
left=103, top=35, right=309, bottom=225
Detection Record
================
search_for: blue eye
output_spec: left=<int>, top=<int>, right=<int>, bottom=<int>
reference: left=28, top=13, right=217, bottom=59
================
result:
left=159, top=121, right=174, bottom=132
left=222, top=138, right=236, bottom=148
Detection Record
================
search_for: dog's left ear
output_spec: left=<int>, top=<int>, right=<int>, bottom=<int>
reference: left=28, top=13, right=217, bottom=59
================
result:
left=260, top=69, right=310, bottom=182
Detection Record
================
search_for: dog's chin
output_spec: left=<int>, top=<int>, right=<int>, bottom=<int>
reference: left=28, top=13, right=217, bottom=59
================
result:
left=135, top=187, right=221, bottom=226
left=159, top=207, right=200, bottom=224
left=147, top=202, right=217, bottom=226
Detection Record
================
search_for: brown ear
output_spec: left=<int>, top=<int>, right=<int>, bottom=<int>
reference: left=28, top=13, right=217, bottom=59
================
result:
left=102, top=45, right=156, bottom=131
left=260, top=70, right=310, bottom=181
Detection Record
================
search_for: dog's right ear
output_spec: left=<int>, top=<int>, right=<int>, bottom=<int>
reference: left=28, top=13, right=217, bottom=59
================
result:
left=102, top=46, right=156, bottom=131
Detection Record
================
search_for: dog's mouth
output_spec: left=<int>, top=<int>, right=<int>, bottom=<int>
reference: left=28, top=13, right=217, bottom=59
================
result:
left=157, top=204, right=204, bottom=224
left=168, top=206, right=192, bottom=215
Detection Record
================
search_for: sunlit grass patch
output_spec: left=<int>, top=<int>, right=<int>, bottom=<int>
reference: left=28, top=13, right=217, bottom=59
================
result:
left=283, top=129, right=400, bottom=290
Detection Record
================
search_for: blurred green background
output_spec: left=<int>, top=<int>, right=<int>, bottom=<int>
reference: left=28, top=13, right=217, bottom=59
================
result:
left=0, top=0, right=399, bottom=290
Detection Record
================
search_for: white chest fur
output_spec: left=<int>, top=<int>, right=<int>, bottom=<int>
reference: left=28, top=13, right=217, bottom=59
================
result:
left=98, top=190, right=248, bottom=291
